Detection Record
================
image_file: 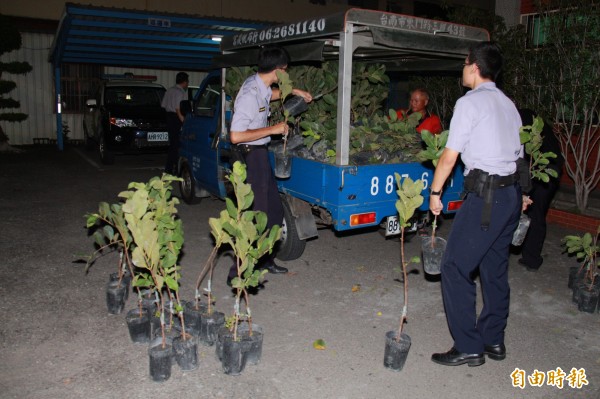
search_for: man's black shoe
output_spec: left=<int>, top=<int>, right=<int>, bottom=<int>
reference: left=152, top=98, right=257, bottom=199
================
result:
left=260, top=261, right=288, bottom=274
left=431, top=347, right=485, bottom=367
left=484, top=344, right=506, bottom=361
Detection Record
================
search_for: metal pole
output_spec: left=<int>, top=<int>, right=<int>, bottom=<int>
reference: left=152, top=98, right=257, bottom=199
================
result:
left=54, top=65, right=64, bottom=151
left=335, top=22, right=353, bottom=166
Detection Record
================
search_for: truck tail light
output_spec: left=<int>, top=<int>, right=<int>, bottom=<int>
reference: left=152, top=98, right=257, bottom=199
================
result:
left=350, top=212, right=377, bottom=226
left=447, top=200, right=463, bottom=212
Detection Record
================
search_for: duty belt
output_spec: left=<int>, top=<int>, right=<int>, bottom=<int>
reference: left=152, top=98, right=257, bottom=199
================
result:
left=464, top=169, right=519, bottom=230
left=235, top=144, right=267, bottom=154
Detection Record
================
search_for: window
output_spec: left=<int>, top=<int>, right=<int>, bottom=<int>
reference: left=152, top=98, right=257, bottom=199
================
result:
left=521, top=13, right=549, bottom=47
left=58, top=63, right=102, bottom=113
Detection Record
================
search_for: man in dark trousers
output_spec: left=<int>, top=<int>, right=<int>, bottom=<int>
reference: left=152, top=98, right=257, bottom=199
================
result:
left=228, top=46, right=311, bottom=283
left=161, top=72, right=189, bottom=174
left=428, top=42, right=529, bottom=367
left=517, top=109, right=564, bottom=272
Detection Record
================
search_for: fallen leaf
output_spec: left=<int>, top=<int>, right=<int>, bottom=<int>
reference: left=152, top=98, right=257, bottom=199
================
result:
left=356, top=266, right=366, bottom=272
left=377, top=311, right=382, bottom=316
left=313, top=339, right=326, bottom=350
left=352, top=284, right=361, bottom=292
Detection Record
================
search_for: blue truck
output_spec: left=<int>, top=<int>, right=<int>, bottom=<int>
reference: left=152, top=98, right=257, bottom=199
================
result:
left=178, top=9, right=489, bottom=260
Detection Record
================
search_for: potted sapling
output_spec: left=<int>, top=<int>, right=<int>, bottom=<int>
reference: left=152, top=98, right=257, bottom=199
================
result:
left=512, top=116, right=559, bottom=245
left=384, top=174, right=424, bottom=371
left=215, top=161, right=281, bottom=375
left=418, top=130, right=449, bottom=275
left=84, top=198, right=138, bottom=316
left=192, top=219, right=228, bottom=346
left=563, top=226, right=600, bottom=313
left=119, top=174, right=188, bottom=381
left=272, top=69, right=300, bottom=178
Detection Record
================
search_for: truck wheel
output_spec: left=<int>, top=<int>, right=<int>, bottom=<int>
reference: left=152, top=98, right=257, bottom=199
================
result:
left=276, top=197, right=306, bottom=261
left=99, top=134, right=115, bottom=165
left=179, top=162, right=197, bottom=204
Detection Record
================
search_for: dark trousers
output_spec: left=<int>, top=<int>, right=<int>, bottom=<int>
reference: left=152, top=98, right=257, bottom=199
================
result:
left=244, top=147, right=283, bottom=231
left=227, top=147, right=283, bottom=278
left=520, top=179, right=560, bottom=269
left=441, top=184, right=521, bottom=354
left=165, top=113, right=182, bottom=174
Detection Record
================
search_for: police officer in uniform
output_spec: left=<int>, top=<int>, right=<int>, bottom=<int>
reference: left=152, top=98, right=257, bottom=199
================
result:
left=228, top=46, right=311, bottom=280
left=429, top=42, right=530, bottom=366
left=161, top=71, right=189, bottom=174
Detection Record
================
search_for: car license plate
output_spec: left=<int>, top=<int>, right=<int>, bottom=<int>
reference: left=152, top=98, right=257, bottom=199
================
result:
left=385, top=215, right=401, bottom=236
left=147, top=132, right=168, bottom=142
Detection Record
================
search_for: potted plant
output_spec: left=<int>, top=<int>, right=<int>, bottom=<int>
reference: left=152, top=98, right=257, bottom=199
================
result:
left=84, top=196, right=136, bottom=315
left=116, top=174, right=189, bottom=381
left=563, top=225, right=600, bottom=313
left=213, top=161, right=281, bottom=375
left=512, top=116, right=559, bottom=245
left=384, top=174, right=424, bottom=371
left=418, top=130, right=450, bottom=275
left=190, top=209, right=229, bottom=347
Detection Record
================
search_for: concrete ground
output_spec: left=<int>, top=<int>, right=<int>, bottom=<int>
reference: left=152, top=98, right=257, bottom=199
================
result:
left=0, top=146, right=598, bottom=399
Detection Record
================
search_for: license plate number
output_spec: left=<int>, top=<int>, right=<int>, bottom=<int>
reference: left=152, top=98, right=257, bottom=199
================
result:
left=385, top=216, right=401, bottom=236
left=147, top=132, right=168, bottom=142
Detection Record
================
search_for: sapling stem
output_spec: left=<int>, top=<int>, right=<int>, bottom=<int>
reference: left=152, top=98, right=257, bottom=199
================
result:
left=175, top=291, right=187, bottom=341
left=431, top=214, right=438, bottom=247
left=397, top=227, right=408, bottom=340
left=194, top=246, right=218, bottom=308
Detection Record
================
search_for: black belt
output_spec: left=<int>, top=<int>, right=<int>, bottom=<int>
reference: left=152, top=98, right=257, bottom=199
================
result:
left=464, top=169, right=519, bottom=230
left=235, top=144, right=267, bottom=154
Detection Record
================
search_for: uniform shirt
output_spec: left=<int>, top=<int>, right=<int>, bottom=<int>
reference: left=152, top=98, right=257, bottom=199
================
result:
left=231, top=74, right=272, bottom=146
left=161, top=84, right=186, bottom=113
left=446, top=82, right=522, bottom=176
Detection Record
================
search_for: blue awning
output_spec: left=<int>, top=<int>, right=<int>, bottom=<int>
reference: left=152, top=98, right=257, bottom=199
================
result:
left=49, top=2, right=265, bottom=71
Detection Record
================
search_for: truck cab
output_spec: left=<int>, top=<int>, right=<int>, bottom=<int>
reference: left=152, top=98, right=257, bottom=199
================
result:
left=179, top=9, right=489, bottom=261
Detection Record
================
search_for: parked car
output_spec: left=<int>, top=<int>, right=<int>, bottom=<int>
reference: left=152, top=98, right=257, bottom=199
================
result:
left=83, top=74, right=168, bottom=164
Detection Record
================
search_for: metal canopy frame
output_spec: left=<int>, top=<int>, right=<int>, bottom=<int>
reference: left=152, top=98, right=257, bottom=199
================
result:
left=48, top=2, right=265, bottom=150
left=218, top=8, right=489, bottom=165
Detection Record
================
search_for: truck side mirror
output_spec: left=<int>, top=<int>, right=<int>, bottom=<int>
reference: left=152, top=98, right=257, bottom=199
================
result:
left=180, top=100, right=193, bottom=117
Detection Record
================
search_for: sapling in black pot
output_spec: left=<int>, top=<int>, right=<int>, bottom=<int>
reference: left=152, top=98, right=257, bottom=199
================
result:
left=189, top=214, right=229, bottom=343
left=512, top=116, right=559, bottom=245
left=212, top=162, right=281, bottom=375
left=85, top=198, right=139, bottom=315
left=563, top=225, right=600, bottom=313
left=118, top=174, right=188, bottom=381
left=384, top=174, right=423, bottom=371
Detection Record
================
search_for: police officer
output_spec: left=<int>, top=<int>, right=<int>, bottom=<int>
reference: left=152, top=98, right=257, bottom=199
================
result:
left=161, top=71, right=189, bottom=175
left=429, top=42, right=529, bottom=367
left=228, top=46, right=311, bottom=280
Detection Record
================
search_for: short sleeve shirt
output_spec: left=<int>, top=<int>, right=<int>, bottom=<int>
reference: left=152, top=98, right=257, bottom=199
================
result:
left=230, top=74, right=272, bottom=145
left=446, top=82, right=523, bottom=176
left=161, top=85, right=186, bottom=113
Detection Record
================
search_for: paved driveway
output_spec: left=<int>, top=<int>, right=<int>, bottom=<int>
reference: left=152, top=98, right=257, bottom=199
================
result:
left=0, top=146, right=597, bottom=399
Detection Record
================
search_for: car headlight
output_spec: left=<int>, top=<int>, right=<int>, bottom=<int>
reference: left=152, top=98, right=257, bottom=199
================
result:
left=109, top=117, right=137, bottom=128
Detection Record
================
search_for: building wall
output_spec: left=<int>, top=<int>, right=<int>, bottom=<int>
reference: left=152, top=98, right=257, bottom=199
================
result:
left=0, top=31, right=209, bottom=145
left=496, top=0, right=520, bottom=26
left=0, top=32, right=56, bottom=145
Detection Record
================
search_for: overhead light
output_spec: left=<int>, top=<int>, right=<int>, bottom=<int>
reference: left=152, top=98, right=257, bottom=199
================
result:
left=211, top=35, right=222, bottom=42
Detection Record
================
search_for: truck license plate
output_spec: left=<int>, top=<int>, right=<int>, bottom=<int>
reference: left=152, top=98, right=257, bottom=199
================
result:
left=385, top=216, right=401, bottom=236
left=147, top=132, right=168, bottom=142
